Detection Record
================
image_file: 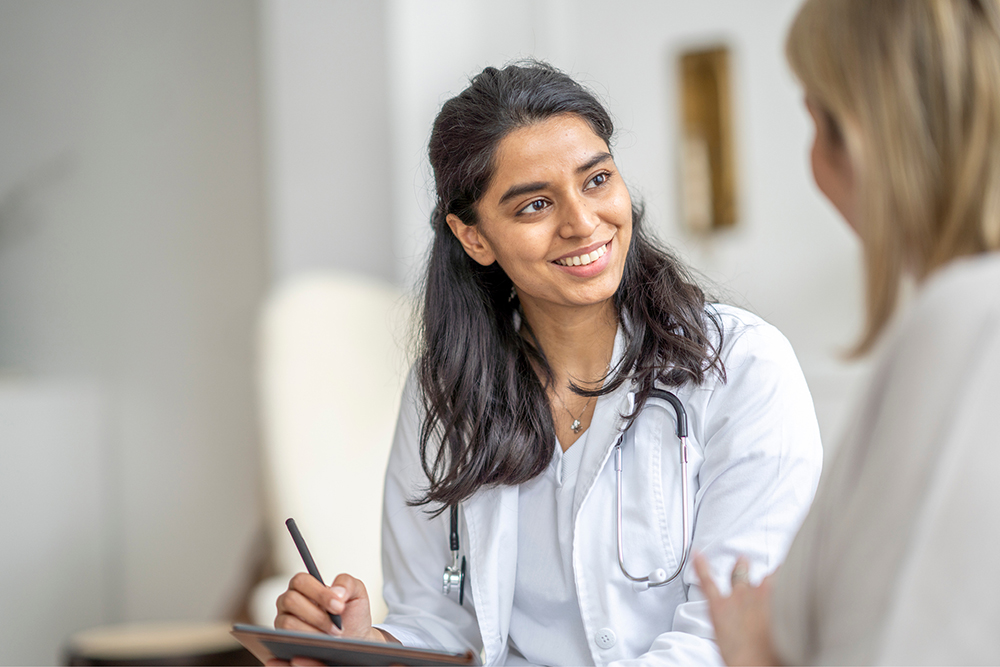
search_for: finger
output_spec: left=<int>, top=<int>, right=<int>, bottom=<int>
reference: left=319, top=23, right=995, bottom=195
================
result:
left=264, top=660, right=290, bottom=666
left=288, top=572, right=329, bottom=602
left=276, top=589, right=338, bottom=634
left=275, top=613, right=314, bottom=634
left=275, top=612, right=333, bottom=636
left=330, top=572, right=369, bottom=603
left=287, top=572, right=347, bottom=621
left=327, top=572, right=371, bottom=619
left=730, top=555, right=751, bottom=588
left=693, top=553, right=721, bottom=603
left=289, top=658, right=326, bottom=666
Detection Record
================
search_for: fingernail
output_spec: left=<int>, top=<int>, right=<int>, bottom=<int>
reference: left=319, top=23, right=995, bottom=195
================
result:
left=331, top=586, right=346, bottom=600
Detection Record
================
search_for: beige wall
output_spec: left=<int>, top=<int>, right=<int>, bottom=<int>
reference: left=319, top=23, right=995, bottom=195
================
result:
left=261, top=0, right=394, bottom=282
left=0, top=2, right=267, bottom=663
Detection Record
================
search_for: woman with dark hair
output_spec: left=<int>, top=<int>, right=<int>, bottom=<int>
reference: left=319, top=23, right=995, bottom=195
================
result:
left=274, top=61, right=822, bottom=665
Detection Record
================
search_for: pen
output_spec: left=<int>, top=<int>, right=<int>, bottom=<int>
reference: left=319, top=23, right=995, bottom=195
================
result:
left=285, top=517, right=343, bottom=630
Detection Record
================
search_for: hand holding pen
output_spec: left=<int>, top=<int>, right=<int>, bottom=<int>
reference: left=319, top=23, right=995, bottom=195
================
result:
left=273, top=518, right=396, bottom=645
left=284, top=518, right=342, bottom=630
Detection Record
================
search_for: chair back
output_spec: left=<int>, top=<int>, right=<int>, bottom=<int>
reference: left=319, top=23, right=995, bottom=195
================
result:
left=256, top=272, right=410, bottom=623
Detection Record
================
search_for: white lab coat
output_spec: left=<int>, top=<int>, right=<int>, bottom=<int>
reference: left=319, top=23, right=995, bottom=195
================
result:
left=378, top=305, right=823, bottom=666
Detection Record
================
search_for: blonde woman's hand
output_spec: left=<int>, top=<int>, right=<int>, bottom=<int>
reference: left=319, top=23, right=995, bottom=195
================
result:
left=694, top=554, right=781, bottom=666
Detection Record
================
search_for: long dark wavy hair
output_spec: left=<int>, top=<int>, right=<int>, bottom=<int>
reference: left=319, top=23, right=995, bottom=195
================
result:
left=414, top=61, right=724, bottom=511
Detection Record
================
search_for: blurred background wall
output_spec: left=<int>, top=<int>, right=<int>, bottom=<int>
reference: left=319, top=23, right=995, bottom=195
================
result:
left=0, top=2, right=267, bottom=663
left=0, top=1, right=866, bottom=664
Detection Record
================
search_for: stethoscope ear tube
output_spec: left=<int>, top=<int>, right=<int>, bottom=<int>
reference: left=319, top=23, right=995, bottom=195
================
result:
left=449, top=504, right=460, bottom=552
left=650, top=388, right=687, bottom=438
left=615, top=389, right=691, bottom=589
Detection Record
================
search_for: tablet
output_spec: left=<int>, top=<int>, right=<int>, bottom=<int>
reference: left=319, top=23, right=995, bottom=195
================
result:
left=230, top=624, right=478, bottom=666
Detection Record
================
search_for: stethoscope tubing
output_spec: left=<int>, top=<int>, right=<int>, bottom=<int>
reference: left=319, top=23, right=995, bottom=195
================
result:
left=444, top=387, right=691, bottom=602
left=614, top=388, right=690, bottom=587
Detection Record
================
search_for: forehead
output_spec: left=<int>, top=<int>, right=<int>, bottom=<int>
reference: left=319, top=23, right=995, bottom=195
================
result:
left=488, top=114, right=609, bottom=188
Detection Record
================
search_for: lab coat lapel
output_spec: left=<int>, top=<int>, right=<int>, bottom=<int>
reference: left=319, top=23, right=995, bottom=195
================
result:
left=463, top=483, right=518, bottom=665
left=572, top=325, right=631, bottom=519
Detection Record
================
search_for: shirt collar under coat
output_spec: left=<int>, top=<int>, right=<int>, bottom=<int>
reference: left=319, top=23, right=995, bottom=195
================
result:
left=460, top=321, right=634, bottom=665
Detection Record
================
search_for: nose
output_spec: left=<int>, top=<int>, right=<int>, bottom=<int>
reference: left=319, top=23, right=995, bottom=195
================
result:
left=559, top=193, right=599, bottom=238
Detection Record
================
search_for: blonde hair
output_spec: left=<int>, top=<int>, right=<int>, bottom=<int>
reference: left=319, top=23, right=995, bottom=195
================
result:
left=787, top=0, right=1000, bottom=354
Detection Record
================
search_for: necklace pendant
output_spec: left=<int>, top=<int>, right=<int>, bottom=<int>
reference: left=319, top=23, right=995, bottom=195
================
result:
left=571, top=419, right=582, bottom=434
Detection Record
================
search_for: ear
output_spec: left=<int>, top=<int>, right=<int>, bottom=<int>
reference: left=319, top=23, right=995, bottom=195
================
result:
left=446, top=213, right=496, bottom=266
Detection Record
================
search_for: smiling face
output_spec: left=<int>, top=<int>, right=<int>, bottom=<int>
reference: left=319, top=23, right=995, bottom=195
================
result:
left=446, top=113, right=633, bottom=320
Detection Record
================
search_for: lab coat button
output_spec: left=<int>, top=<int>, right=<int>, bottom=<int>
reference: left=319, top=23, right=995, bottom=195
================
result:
left=595, top=628, right=617, bottom=649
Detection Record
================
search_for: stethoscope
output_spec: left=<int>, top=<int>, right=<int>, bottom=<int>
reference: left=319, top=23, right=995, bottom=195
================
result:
left=442, top=504, right=467, bottom=605
left=443, top=388, right=689, bottom=604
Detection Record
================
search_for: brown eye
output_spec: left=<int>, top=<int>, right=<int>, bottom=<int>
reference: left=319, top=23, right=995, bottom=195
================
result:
left=517, top=198, right=550, bottom=215
left=586, top=171, right=611, bottom=189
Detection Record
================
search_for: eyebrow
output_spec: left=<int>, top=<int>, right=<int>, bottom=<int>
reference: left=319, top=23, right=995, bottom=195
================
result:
left=497, top=151, right=614, bottom=206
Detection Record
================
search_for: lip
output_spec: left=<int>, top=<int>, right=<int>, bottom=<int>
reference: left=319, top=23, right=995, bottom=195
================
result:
left=551, top=239, right=614, bottom=277
left=553, top=239, right=612, bottom=263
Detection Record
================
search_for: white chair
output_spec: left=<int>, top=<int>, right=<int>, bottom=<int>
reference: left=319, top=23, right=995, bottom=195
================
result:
left=250, top=272, right=411, bottom=626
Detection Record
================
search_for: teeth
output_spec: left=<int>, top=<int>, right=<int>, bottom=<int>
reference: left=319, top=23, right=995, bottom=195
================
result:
left=557, top=243, right=608, bottom=266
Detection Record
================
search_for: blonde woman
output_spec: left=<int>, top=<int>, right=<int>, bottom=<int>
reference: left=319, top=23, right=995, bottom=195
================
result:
left=695, top=0, right=1000, bottom=664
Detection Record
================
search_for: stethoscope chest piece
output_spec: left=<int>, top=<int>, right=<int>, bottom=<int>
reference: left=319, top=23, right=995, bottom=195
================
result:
left=442, top=505, right=466, bottom=605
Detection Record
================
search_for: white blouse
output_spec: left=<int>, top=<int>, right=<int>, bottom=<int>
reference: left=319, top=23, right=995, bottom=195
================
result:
left=507, top=433, right=594, bottom=665
left=771, top=254, right=1000, bottom=664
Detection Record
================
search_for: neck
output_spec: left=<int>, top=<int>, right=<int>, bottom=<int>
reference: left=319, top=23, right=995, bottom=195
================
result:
left=519, top=296, right=618, bottom=388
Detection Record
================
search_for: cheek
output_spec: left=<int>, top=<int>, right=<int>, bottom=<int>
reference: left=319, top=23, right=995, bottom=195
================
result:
left=809, top=134, right=859, bottom=233
left=485, top=227, right=549, bottom=276
left=810, top=136, right=823, bottom=191
left=614, top=194, right=634, bottom=245
left=810, top=136, right=835, bottom=202
left=614, top=183, right=632, bottom=217
left=598, top=186, right=633, bottom=239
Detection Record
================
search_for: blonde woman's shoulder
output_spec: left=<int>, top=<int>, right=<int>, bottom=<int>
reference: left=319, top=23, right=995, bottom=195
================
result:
left=912, top=253, right=1000, bottom=334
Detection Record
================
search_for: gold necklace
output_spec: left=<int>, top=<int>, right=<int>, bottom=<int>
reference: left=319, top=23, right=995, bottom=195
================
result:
left=553, top=390, right=593, bottom=434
